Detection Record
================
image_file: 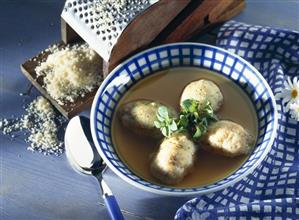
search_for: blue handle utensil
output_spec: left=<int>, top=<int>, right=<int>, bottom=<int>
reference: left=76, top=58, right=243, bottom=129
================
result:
left=65, top=116, right=124, bottom=220
left=100, top=179, right=124, bottom=220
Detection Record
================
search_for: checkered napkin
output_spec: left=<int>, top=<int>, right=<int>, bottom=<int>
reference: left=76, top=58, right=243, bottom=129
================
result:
left=175, top=21, right=299, bottom=220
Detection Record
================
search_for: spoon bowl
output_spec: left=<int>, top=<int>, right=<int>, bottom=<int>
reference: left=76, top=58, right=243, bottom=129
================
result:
left=65, top=116, right=124, bottom=220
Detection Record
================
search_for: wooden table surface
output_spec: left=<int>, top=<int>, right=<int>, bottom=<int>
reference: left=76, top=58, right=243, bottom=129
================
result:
left=1, top=1, right=298, bottom=220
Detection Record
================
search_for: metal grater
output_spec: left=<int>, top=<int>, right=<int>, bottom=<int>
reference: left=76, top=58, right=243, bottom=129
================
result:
left=61, top=0, right=159, bottom=62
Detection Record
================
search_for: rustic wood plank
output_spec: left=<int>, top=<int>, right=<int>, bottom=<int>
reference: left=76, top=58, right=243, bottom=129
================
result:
left=102, top=59, right=110, bottom=79
left=151, top=0, right=204, bottom=46
left=216, top=0, right=246, bottom=22
left=189, top=0, right=246, bottom=44
left=108, top=0, right=191, bottom=71
left=161, top=0, right=244, bottom=43
left=20, top=43, right=101, bottom=119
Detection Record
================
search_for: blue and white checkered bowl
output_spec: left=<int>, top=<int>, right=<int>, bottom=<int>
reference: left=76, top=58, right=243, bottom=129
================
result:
left=91, top=43, right=278, bottom=196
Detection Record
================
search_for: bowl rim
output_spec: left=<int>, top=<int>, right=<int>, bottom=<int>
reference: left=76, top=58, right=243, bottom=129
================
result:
left=90, top=42, right=278, bottom=196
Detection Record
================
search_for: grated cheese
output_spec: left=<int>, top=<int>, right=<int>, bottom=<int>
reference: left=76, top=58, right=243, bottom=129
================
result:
left=0, top=96, right=65, bottom=155
left=94, top=0, right=152, bottom=31
left=35, top=43, right=102, bottom=105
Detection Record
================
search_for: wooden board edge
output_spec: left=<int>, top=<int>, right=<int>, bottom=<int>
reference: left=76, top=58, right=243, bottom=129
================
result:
left=20, top=61, right=98, bottom=119
left=20, top=63, right=69, bottom=118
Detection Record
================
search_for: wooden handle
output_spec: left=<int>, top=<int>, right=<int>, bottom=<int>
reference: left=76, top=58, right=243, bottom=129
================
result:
left=108, top=0, right=191, bottom=71
left=216, top=0, right=246, bottom=22
left=161, top=0, right=245, bottom=43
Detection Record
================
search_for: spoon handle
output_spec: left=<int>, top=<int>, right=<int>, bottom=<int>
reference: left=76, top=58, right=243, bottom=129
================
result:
left=100, top=178, right=124, bottom=220
left=103, top=194, right=125, bottom=220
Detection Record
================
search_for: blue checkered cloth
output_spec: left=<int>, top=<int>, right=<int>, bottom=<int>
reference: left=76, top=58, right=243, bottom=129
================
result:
left=175, top=21, right=299, bottom=220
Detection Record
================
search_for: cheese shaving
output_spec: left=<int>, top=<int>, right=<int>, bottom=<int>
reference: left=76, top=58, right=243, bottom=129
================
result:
left=35, top=43, right=102, bottom=105
left=0, top=96, right=65, bottom=155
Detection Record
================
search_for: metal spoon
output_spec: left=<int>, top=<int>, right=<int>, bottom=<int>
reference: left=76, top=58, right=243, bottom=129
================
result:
left=65, top=115, right=124, bottom=220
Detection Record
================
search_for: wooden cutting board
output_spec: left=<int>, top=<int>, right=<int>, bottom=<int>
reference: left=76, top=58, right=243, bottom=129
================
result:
left=20, top=43, right=100, bottom=118
left=21, top=0, right=245, bottom=119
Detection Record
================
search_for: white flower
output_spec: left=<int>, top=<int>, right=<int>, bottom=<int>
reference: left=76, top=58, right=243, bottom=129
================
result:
left=276, top=76, right=299, bottom=111
left=289, top=101, right=299, bottom=121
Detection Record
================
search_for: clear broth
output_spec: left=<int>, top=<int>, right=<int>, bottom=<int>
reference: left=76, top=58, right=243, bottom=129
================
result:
left=112, top=67, right=258, bottom=188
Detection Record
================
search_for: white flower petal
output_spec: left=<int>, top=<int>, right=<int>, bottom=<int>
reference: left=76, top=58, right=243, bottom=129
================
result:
left=279, top=76, right=299, bottom=117
left=287, top=76, right=293, bottom=87
left=280, top=93, right=291, bottom=103
left=293, top=76, right=298, bottom=85
left=289, top=102, right=299, bottom=121
left=284, top=80, right=291, bottom=89
left=281, top=90, right=291, bottom=96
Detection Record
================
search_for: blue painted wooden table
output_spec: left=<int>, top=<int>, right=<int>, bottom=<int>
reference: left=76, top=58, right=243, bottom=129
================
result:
left=0, top=1, right=298, bottom=220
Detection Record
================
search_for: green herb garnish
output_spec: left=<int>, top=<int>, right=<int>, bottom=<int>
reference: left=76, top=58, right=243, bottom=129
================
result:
left=178, top=99, right=218, bottom=140
left=154, top=106, right=178, bottom=137
left=154, top=99, right=217, bottom=140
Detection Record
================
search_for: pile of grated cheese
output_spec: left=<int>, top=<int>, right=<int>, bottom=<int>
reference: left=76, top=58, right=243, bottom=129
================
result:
left=0, top=96, right=65, bottom=155
left=94, top=0, right=152, bottom=30
left=35, top=43, right=102, bottom=105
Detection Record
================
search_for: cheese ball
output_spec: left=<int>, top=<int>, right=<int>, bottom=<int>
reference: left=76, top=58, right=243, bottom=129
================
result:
left=180, top=79, right=223, bottom=112
left=201, top=120, right=254, bottom=157
left=118, top=100, right=177, bottom=139
left=150, top=133, right=197, bottom=185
